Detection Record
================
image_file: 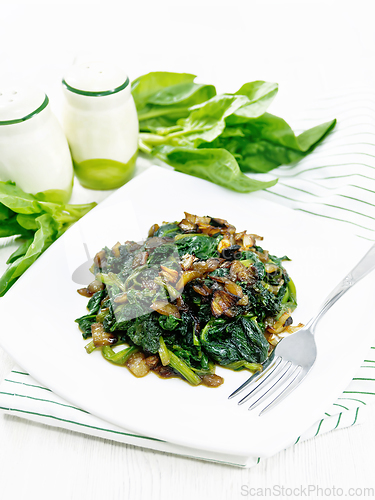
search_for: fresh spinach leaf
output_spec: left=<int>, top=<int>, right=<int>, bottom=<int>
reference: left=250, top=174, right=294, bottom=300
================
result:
left=138, top=83, right=216, bottom=124
left=0, top=181, right=43, bottom=214
left=154, top=146, right=278, bottom=193
left=0, top=203, right=12, bottom=221
left=0, top=217, right=30, bottom=237
left=234, top=81, right=278, bottom=114
left=16, top=214, right=39, bottom=231
left=177, top=94, right=249, bottom=146
left=211, top=114, right=337, bottom=173
left=134, top=72, right=336, bottom=193
left=0, top=181, right=97, bottom=296
left=6, top=237, right=34, bottom=264
left=0, top=214, right=58, bottom=296
left=132, top=72, right=216, bottom=125
left=132, top=72, right=197, bottom=110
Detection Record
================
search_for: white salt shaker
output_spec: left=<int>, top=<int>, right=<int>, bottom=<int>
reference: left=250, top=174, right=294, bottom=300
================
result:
left=0, top=86, right=74, bottom=203
left=62, top=61, right=138, bottom=190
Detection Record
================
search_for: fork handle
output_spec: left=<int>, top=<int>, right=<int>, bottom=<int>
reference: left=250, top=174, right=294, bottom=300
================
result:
left=308, top=242, right=375, bottom=332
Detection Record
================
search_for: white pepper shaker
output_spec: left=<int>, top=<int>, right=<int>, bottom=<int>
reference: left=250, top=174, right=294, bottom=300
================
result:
left=0, top=86, right=73, bottom=203
left=62, top=61, right=138, bottom=190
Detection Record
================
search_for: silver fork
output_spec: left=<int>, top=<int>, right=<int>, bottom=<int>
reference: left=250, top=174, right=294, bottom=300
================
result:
left=229, top=242, right=375, bottom=415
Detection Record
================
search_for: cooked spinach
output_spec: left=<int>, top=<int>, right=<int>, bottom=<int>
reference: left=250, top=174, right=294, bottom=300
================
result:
left=159, top=314, right=181, bottom=330
left=147, top=243, right=180, bottom=268
left=87, top=290, right=106, bottom=315
left=200, top=316, right=269, bottom=365
left=75, top=314, right=97, bottom=339
left=126, top=314, right=162, bottom=354
left=76, top=213, right=300, bottom=387
left=175, top=233, right=222, bottom=259
left=154, top=223, right=181, bottom=238
left=245, top=282, right=282, bottom=320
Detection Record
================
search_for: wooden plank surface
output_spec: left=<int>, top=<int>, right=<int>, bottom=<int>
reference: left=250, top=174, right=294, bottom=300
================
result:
left=2, top=1, right=375, bottom=497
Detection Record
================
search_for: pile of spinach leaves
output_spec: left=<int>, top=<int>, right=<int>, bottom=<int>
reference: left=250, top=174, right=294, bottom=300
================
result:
left=77, top=218, right=298, bottom=385
left=0, top=181, right=96, bottom=295
left=132, top=72, right=336, bottom=193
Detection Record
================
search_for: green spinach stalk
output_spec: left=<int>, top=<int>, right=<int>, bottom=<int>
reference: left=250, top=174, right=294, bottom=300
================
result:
left=0, top=181, right=96, bottom=296
left=132, top=72, right=336, bottom=193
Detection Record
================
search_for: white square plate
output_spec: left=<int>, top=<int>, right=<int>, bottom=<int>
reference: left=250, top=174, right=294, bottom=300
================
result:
left=0, top=166, right=373, bottom=458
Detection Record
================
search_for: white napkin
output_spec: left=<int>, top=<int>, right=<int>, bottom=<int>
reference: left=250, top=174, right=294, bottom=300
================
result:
left=1, top=86, right=375, bottom=467
left=0, top=349, right=373, bottom=468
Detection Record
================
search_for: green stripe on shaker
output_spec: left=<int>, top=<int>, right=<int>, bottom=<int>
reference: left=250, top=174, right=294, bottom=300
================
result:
left=0, top=95, right=49, bottom=125
left=62, top=77, right=129, bottom=97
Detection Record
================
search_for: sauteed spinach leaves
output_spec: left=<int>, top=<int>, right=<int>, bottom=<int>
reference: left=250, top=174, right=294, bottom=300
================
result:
left=76, top=213, right=300, bottom=387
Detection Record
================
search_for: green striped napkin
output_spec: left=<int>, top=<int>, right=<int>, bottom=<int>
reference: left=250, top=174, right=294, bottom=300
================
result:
left=0, top=349, right=372, bottom=468
left=1, top=87, right=375, bottom=467
left=256, top=87, right=375, bottom=243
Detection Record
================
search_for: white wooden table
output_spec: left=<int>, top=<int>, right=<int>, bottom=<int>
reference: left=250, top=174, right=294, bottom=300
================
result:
left=1, top=1, right=375, bottom=498
left=1, top=348, right=374, bottom=499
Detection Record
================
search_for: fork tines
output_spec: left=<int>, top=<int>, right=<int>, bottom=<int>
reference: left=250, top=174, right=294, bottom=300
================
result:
left=229, top=357, right=303, bottom=415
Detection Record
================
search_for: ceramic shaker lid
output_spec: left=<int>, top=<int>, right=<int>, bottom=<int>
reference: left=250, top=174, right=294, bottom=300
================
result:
left=0, top=86, right=48, bottom=124
left=62, top=61, right=129, bottom=96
